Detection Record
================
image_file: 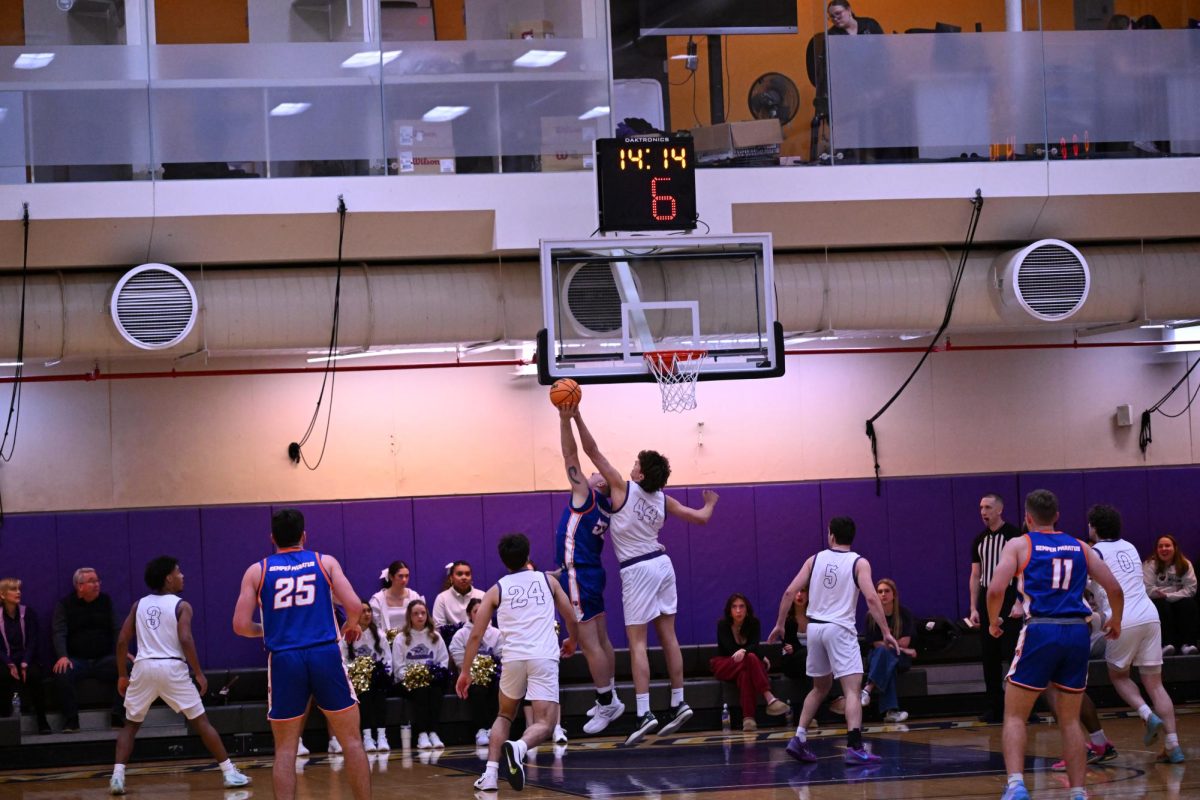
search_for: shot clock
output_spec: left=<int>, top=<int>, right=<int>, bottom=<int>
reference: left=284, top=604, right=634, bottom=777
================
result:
left=595, top=134, right=697, bottom=233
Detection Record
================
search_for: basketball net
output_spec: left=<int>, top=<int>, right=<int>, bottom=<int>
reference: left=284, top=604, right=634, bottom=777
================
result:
left=643, top=349, right=707, bottom=413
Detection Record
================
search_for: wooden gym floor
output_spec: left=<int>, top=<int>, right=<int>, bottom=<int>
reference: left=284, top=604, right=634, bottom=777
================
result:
left=1, top=710, right=1195, bottom=799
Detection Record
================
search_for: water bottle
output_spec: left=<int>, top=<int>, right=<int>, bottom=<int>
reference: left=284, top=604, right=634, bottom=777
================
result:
left=720, top=703, right=730, bottom=731
left=11, top=692, right=19, bottom=716
left=400, top=724, right=412, bottom=750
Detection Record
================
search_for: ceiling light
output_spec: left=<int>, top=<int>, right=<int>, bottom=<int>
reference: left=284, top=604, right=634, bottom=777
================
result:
left=270, top=102, right=311, bottom=117
left=340, top=50, right=401, bottom=69
left=422, top=105, right=469, bottom=122
left=513, top=50, right=566, bottom=68
left=306, top=346, right=457, bottom=364
left=784, top=336, right=815, bottom=345
left=578, top=106, right=609, bottom=121
left=13, top=53, right=55, bottom=70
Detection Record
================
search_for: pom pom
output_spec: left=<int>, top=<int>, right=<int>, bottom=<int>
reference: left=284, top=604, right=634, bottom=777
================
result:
left=401, top=661, right=433, bottom=690
left=470, top=654, right=499, bottom=687
left=385, top=628, right=400, bottom=645
left=348, top=655, right=376, bottom=693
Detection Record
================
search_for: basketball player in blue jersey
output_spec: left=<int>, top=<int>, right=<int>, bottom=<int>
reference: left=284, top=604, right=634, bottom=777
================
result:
left=556, top=403, right=623, bottom=734
left=986, top=490, right=1124, bottom=800
left=232, top=508, right=371, bottom=800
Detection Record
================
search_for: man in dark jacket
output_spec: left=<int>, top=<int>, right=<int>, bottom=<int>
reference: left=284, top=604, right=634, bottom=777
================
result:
left=52, top=568, right=124, bottom=731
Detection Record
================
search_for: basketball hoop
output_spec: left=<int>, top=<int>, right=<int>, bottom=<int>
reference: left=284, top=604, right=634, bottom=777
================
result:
left=643, top=349, right=707, bottom=413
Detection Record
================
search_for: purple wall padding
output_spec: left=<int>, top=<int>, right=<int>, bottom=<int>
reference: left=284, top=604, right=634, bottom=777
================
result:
left=55, top=511, right=133, bottom=618
left=341, top=498, right=415, bottom=602
left=1082, top=469, right=1152, bottom=555
left=0, top=514, right=59, bottom=662
left=412, top=497, right=484, bottom=611
left=753, top=483, right=824, bottom=635
left=950, top=474, right=1020, bottom=619
left=127, top=508, right=207, bottom=662
left=480, top=493, right=556, bottom=589
left=1147, top=467, right=1200, bottom=552
left=819, top=480, right=892, bottom=581
left=199, top=505, right=272, bottom=669
left=688, top=486, right=756, bottom=647
left=886, top=478, right=956, bottom=619
left=275, top=503, right=346, bottom=566
left=1019, top=471, right=1086, bottom=539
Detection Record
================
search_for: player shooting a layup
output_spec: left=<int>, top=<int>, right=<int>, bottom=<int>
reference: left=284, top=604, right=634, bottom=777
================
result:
left=555, top=403, right=624, bottom=734
left=572, top=407, right=719, bottom=745
left=770, top=516, right=898, bottom=765
left=456, top=533, right=579, bottom=792
left=987, top=490, right=1124, bottom=800
left=233, top=509, right=371, bottom=800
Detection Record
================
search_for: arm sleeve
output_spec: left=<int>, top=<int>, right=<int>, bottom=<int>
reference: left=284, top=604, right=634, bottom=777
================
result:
left=970, top=534, right=982, bottom=564
left=1167, top=563, right=1198, bottom=600
left=715, top=621, right=737, bottom=656
left=430, top=593, right=449, bottom=628
left=52, top=600, right=68, bottom=660
left=432, top=635, right=450, bottom=668
left=1143, top=561, right=1157, bottom=593
left=368, top=592, right=386, bottom=630
left=900, top=608, right=917, bottom=641
left=448, top=629, right=465, bottom=668
left=744, top=618, right=763, bottom=655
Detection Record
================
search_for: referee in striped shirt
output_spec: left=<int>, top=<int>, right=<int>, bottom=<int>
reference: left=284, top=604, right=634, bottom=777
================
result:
left=967, top=493, right=1022, bottom=723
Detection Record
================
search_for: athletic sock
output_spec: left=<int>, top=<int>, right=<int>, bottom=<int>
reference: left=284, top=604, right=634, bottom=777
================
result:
left=485, top=760, right=499, bottom=776
left=218, top=759, right=235, bottom=774
left=1166, top=733, right=1180, bottom=748
left=596, top=689, right=614, bottom=705
left=636, top=693, right=650, bottom=716
left=794, top=726, right=807, bottom=742
left=112, top=764, right=126, bottom=780
left=670, top=687, right=684, bottom=708
left=607, top=679, right=617, bottom=693
left=1137, top=704, right=1152, bottom=721
left=1008, top=773, right=1024, bottom=787
left=847, top=728, right=862, bottom=749
left=514, top=739, right=528, bottom=760
left=1089, top=730, right=1108, bottom=747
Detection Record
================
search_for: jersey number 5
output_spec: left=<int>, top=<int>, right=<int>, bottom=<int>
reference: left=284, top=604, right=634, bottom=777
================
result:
left=823, top=564, right=838, bottom=589
left=1049, top=558, right=1074, bottom=590
left=274, top=574, right=317, bottom=609
left=507, top=581, right=547, bottom=608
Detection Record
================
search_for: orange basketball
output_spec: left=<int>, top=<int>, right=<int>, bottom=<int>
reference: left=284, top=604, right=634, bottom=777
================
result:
left=549, top=378, right=582, bottom=408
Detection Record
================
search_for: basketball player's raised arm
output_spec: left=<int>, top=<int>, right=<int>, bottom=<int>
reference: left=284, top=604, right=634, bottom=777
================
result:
left=664, top=490, right=719, bottom=525
left=176, top=601, right=208, bottom=695
left=559, top=404, right=589, bottom=505
left=115, top=600, right=138, bottom=693
left=986, top=538, right=1025, bottom=639
left=770, top=556, right=815, bottom=642
left=232, top=563, right=264, bottom=639
left=455, top=586, right=499, bottom=699
left=857, top=559, right=900, bottom=653
left=573, top=409, right=625, bottom=507
left=322, top=554, right=363, bottom=644
left=1084, top=545, right=1123, bottom=640
left=550, top=577, right=579, bottom=656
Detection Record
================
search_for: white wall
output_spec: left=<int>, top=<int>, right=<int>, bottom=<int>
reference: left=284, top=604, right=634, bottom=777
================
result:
left=1, top=331, right=1195, bottom=514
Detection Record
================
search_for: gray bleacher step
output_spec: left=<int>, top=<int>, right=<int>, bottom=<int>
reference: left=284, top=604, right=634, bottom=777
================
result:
left=23, top=706, right=189, bottom=741
left=923, top=663, right=985, bottom=695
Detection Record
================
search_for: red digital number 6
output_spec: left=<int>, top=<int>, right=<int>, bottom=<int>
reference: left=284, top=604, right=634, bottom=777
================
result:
left=651, top=177, right=677, bottom=222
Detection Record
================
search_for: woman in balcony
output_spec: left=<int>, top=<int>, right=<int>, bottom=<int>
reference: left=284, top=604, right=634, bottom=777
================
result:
left=826, top=1, right=884, bottom=37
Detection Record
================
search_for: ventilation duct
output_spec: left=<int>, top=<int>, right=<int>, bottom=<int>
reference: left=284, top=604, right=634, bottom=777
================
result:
left=110, top=264, right=198, bottom=350
left=990, top=240, right=1091, bottom=323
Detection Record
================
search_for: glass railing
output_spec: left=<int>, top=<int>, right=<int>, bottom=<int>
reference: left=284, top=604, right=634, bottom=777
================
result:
left=2, top=0, right=1199, bottom=182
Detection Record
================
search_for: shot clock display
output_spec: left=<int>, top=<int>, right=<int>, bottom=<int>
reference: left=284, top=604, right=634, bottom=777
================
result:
left=595, top=135, right=697, bottom=233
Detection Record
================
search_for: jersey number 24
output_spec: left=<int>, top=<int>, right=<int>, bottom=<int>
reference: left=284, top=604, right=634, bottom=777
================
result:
left=507, top=581, right=547, bottom=608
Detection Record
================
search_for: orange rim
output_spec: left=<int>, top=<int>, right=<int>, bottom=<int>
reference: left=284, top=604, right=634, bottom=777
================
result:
left=644, top=349, right=707, bottom=372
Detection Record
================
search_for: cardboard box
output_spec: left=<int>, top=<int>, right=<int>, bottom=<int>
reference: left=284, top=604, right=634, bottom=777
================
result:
left=509, top=19, right=555, bottom=39
left=391, top=120, right=457, bottom=175
left=691, top=119, right=783, bottom=159
left=540, top=116, right=595, bottom=172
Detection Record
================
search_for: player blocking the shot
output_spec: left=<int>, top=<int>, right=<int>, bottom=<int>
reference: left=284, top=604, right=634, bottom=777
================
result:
left=770, top=516, right=898, bottom=765
left=572, top=406, right=719, bottom=745
left=554, top=402, right=624, bottom=734
left=987, top=490, right=1124, bottom=800
left=456, top=533, right=578, bottom=792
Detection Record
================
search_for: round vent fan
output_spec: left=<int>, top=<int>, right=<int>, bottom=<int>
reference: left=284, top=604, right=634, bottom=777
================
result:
left=110, top=263, right=198, bottom=350
left=748, top=72, right=800, bottom=125
left=991, top=240, right=1090, bottom=323
left=564, top=261, right=637, bottom=337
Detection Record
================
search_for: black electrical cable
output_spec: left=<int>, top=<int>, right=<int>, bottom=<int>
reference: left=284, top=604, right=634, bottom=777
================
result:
left=0, top=203, right=30, bottom=527
left=1139, top=353, right=1200, bottom=454
left=864, top=190, right=984, bottom=495
left=289, top=196, right=348, bottom=471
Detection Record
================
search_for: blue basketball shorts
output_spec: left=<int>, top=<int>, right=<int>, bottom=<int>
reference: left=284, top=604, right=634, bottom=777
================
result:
left=559, top=564, right=606, bottom=623
left=1006, top=619, right=1090, bottom=693
left=268, top=641, right=357, bottom=720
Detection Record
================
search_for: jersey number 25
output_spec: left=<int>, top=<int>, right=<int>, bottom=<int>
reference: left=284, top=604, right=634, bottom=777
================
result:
left=274, top=574, right=317, bottom=609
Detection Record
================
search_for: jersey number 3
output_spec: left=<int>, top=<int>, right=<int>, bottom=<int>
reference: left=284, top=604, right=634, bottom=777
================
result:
left=507, top=581, right=547, bottom=608
left=274, top=574, right=317, bottom=609
left=1049, top=558, right=1074, bottom=590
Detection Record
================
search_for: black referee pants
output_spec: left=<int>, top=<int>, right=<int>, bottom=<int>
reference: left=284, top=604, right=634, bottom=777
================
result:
left=977, top=597, right=1020, bottom=719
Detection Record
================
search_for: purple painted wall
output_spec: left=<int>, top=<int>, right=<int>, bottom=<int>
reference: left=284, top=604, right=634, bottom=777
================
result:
left=1, top=465, right=1196, bottom=669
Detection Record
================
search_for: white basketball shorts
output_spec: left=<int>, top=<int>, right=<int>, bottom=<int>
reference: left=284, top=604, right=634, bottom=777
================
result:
left=124, top=659, right=204, bottom=722
left=806, top=621, right=863, bottom=679
left=499, top=658, right=560, bottom=703
left=1105, top=621, right=1163, bottom=671
left=619, top=555, right=678, bottom=626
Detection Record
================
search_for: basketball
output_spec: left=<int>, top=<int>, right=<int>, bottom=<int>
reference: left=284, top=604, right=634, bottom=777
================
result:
left=549, top=378, right=582, bottom=408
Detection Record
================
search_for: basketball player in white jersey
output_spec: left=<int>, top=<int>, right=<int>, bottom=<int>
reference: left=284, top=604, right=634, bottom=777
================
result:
left=110, top=557, right=251, bottom=795
left=572, top=407, right=719, bottom=745
left=1086, top=504, right=1185, bottom=763
left=769, top=516, right=898, bottom=765
left=456, top=533, right=579, bottom=792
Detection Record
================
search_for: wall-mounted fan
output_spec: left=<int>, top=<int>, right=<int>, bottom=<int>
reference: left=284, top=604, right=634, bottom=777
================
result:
left=747, top=72, right=800, bottom=125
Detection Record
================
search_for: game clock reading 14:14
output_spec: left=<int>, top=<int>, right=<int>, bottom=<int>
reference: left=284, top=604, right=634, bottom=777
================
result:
left=595, top=134, right=697, bottom=233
